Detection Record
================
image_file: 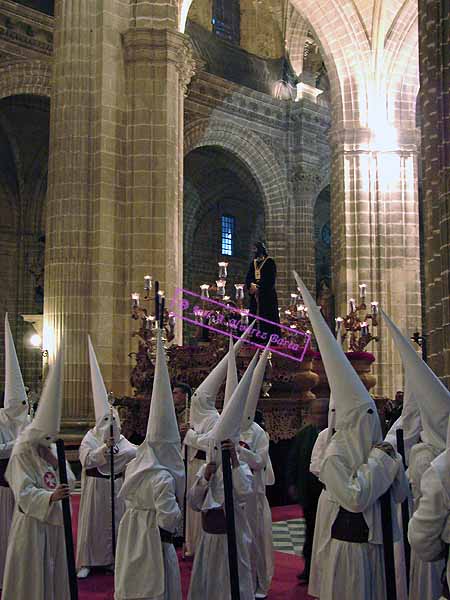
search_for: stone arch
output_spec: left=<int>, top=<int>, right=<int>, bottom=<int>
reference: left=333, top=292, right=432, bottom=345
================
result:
left=184, top=117, right=289, bottom=299
left=0, top=60, right=51, bottom=101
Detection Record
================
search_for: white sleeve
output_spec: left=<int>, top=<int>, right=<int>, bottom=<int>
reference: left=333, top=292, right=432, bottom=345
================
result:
left=310, top=429, right=328, bottom=477
left=6, top=453, right=53, bottom=522
left=152, top=472, right=182, bottom=534
left=408, top=466, right=448, bottom=562
left=322, top=448, right=400, bottom=513
left=0, top=439, right=14, bottom=459
left=231, top=463, right=253, bottom=501
left=79, top=439, right=108, bottom=469
left=188, top=464, right=209, bottom=512
left=238, top=432, right=269, bottom=472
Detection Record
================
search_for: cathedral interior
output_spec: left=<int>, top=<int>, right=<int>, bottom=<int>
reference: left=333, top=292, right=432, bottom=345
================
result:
left=0, top=0, right=448, bottom=447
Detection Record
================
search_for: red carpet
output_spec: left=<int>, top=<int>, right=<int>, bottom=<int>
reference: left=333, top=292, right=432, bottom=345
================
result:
left=4, top=499, right=313, bottom=599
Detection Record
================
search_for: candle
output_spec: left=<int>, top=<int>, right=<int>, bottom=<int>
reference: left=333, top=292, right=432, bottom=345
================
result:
left=285, top=309, right=292, bottom=316
left=361, top=321, right=368, bottom=336
left=144, top=275, right=152, bottom=292
left=291, top=293, right=298, bottom=302
left=168, top=312, right=175, bottom=326
left=298, top=304, right=305, bottom=316
left=235, top=284, right=244, bottom=300
left=359, top=283, right=367, bottom=299
left=218, top=261, right=228, bottom=279
left=240, top=309, right=249, bottom=326
left=200, top=284, right=210, bottom=299
left=154, top=280, right=160, bottom=321
left=349, top=298, right=356, bottom=313
left=131, top=292, right=140, bottom=308
left=335, top=316, right=343, bottom=333
left=371, top=301, right=379, bottom=315
left=216, top=279, right=226, bottom=297
left=146, top=315, right=155, bottom=330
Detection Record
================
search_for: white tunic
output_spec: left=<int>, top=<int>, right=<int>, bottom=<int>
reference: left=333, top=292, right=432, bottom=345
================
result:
left=2, top=444, right=75, bottom=600
left=239, top=423, right=274, bottom=596
left=183, top=414, right=218, bottom=555
left=408, top=450, right=450, bottom=600
left=310, top=447, right=408, bottom=600
left=408, top=443, right=446, bottom=600
left=115, top=469, right=182, bottom=600
left=76, top=431, right=137, bottom=569
left=187, top=462, right=254, bottom=600
left=0, top=430, right=15, bottom=589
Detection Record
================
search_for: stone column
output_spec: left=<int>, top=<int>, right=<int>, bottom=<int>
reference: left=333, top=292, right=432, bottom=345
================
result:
left=123, top=24, right=195, bottom=341
left=330, top=126, right=422, bottom=397
left=45, top=0, right=129, bottom=427
left=418, top=0, right=450, bottom=386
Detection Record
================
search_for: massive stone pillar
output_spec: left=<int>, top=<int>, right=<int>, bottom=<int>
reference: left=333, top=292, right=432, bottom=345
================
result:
left=418, top=0, right=450, bottom=386
left=123, top=16, right=195, bottom=338
left=331, top=126, right=422, bottom=397
left=45, top=0, right=129, bottom=427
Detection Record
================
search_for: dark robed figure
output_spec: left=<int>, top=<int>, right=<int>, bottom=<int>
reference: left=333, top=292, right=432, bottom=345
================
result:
left=245, top=242, right=280, bottom=338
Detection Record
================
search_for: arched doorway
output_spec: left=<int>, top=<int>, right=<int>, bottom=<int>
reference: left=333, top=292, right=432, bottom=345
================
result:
left=0, top=94, right=49, bottom=396
left=183, top=146, right=266, bottom=340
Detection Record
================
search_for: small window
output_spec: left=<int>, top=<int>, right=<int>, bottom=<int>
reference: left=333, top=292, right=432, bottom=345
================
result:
left=221, top=215, right=235, bottom=256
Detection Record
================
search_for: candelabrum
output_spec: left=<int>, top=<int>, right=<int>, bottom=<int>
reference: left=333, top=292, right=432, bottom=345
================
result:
left=335, top=284, right=379, bottom=351
left=130, top=276, right=175, bottom=363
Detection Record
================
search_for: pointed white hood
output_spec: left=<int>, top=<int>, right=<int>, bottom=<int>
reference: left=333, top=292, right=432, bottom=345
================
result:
left=208, top=350, right=259, bottom=449
left=189, top=321, right=254, bottom=431
left=294, top=271, right=382, bottom=468
left=119, top=329, right=185, bottom=502
left=381, top=309, right=449, bottom=452
left=241, top=342, right=270, bottom=432
left=0, top=314, right=28, bottom=435
left=223, top=336, right=238, bottom=409
left=19, top=348, right=64, bottom=447
left=325, top=329, right=341, bottom=444
left=88, top=336, right=120, bottom=443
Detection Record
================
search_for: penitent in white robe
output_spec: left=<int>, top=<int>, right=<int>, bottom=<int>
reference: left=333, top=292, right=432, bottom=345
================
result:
left=407, top=442, right=445, bottom=600
left=408, top=450, right=450, bottom=600
left=183, top=414, right=218, bottom=556
left=115, top=469, right=182, bottom=600
left=188, top=462, right=254, bottom=600
left=76, top=431, right=137, bottom=569
left=2, top=443, right=75, bottom=600
left=239, top=423, right=274, bottom=597
left=0, top=431, right=15, bottom=589
left=312, top=447, right=408, bottom=600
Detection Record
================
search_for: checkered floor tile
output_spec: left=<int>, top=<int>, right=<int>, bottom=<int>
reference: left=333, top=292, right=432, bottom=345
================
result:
left=272, top=518, right=305, bottom=556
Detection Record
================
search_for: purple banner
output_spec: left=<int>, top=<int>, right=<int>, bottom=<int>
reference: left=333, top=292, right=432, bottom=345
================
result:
left=169, top=287, right=311, bottom=363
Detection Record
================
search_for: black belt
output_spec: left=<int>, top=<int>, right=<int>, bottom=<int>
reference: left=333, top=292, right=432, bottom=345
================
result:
left=331, top=507, right=369, bottom=543
left=0, top=458, right=9, bottom=488
left=86, top=468, right=123, bottom=480
left=194, top=450, right=206, bottom=460
left=201, top=508, right=227, bottom=535
left=159, top=528, right=175, bottom=544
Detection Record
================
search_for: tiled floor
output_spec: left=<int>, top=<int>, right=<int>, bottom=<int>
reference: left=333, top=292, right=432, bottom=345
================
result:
left=272, top=518, right=305, bottom=556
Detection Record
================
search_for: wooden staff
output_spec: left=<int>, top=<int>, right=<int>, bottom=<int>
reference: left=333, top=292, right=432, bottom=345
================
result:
left=110, top=406, right=116, bottom=558
left=222, top=446, right=241, bottom=600
left=56, top=439, right=78, bottom=600
left=182, top=389, right=190, bottom=559
left=380, top=489, right=397, bottom=600
left=396, top=428, right=411, bottom=591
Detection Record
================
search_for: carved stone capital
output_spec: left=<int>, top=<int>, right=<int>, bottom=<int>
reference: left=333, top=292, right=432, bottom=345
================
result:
left=175, top=40, right=196, bottom=97
left=290, top=164, right=323, bottom=192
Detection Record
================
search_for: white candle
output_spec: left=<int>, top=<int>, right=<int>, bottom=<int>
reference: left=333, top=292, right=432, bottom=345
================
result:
left=359, top=283, right=367, bottom=299
left=335, top=316, right=343, bottom=333
left=371, top=301, right=379, bottom=315
left=144, top=275, right=152, bottom=292
left=235, top=284, right=244, bottom=300
left=200, top=284, right=210, bottom=299
left=361, top=321, right=368, bottom=336
left=216, top=279, right=226, bottom=296
left=218, top=262, right=228, bottom=279
left=131, top=292, right=140, bottom=307
left=349, top=298, right=356, bottom=312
